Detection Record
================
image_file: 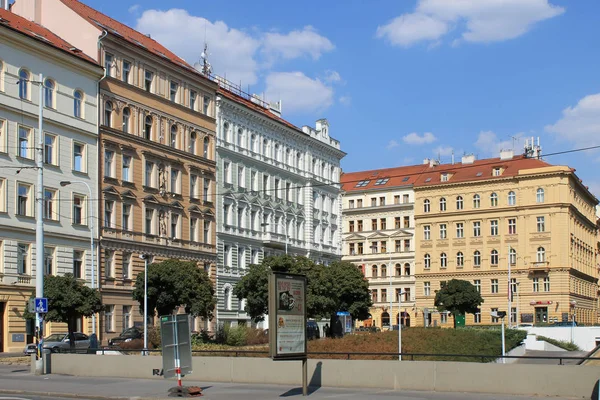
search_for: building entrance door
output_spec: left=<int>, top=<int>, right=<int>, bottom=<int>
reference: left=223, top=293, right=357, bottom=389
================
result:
left=0, top=302, right=5, bottom=352
left=535, top=307, right=548, bottom=324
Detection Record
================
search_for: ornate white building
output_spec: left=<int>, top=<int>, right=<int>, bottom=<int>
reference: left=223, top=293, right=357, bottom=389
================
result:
left=215, top=85, right=345, bottom=327
left=0, top=8, right=103, bottom=352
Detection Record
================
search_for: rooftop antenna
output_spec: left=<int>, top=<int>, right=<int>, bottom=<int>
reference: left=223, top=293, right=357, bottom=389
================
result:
left=199, top=42, right=212, bottom=76
left=510, top=135, right=519, bottom=151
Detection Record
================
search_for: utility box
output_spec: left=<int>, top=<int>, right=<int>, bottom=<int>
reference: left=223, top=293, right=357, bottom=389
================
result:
left=455, top=314, right=466, bottom=327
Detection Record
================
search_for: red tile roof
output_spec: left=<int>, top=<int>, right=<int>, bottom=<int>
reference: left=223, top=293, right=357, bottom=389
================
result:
left=341, top=155, right=553, bottom=192
left=0, top=8, right=97, bottom=64
left=59, top=0, right=212, bottom=82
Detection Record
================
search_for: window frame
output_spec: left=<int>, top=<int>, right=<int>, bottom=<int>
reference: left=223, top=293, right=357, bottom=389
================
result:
left=16, top=182, right=33, bottom=217
left=44, top=132, right=58, bottom=165
left=18, top=125, right=33, bottom=160
left=73, top=89, right=84, bottom=118
left=43, top=78, right=56, bottom=109
left=73, top=141, right=86, bottom=173
left=18, top=68, right=30, bottom=100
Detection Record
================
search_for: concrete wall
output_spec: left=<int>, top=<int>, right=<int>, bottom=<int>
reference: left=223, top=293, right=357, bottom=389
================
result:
left=51, top=354, right=600, bottom=398
left=525, top=326, right=600, bottom=351
left=524, top=333, right=566, bottom=351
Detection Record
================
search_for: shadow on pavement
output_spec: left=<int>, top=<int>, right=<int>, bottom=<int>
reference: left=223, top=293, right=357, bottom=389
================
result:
left=280, top=361, right=322, bottom=397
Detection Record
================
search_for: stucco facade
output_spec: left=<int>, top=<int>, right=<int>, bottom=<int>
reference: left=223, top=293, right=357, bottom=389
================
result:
left=215, top=87, right=345, bottom=327
left=413, top=152, right=599, bottom=327
left=0, top=9, right=102, bottom=352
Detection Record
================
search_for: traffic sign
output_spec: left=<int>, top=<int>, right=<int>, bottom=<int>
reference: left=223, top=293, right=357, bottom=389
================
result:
left=35, top=298, right=48, bottom=313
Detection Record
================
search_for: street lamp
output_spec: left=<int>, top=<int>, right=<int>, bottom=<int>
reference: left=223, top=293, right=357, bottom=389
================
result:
left=139, top=254, right=149, bottom=355
left=261, top=221, right=288, bottom=255
left=60, top=180, right=95, bottom=335
left=398, top=291, right=406, bottom=361
left=491, top=310, right=507, bottom=363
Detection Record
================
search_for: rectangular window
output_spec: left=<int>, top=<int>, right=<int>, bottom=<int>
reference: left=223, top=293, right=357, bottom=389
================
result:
left=0, top=119, right=6, bottom=153
left=122, top=60, right=131, bottom=83
left=490, top=220, right=499, bottom=236
left=122, top=252, right=131, bottom=280
left=224, top=162, right=231, bottom=184
left=357, top=242, right=363, bottom=255
left=18, top=126, right=32, bottom=159
left=379, top=196, right=385, bottom=206
left=44, top=247, right=54, bottom=275
left=190, top=217, right=198, bottom=242
left=105, top=250, right=114, bottom=278
left=238, top=166, right=245, bottom=187
left=537, top=216, right=545, bottom=232
left=474, top=280, right=481, bottom=293
left=0, top=178, right=6, bottom=212
left=357, top=199, right=363, bottom=208
left=456, top=222, right=464, bottom=238
left=203, top=96, right=210, bottom=115
left=203, top=178, right=210, bottom=201
left=144, top=70, right=154, bottom=92
left=105, top=305, right=115, bottom=333
left=122, top=305, right=132, bottom=330
left=203, top=220, right=210, bottom=244
left=533, top=277, right=539, bottom=292
left=122, top=155, right=132, bottom=182
left=17, top=243, right=29, bottom=274
left=44, top=133, right=57, bottom=165
left=171, top=213, right=179, bottom=239
left=439, top=224, right=447, bottom=239
left=190, top=174, right=198, bottom=199
left=17, top=183, right=32, bottom=216
left=371, top=219, right=377, bottom=231
left=395, top=217, right=401, bottom=229
left=73, top=142, right=85, bottom=172
left=381, top=289, right=387, bottom=303
left=43, top=188, right=57, bottom=220
left=441, top=313, right=448, bottom=323
left=474, top=311, right=481, bottom=323
left=190, top=90, right=197, bottom=110
left=491, top=279, right=499, bottom=294
left=73, top=194, right=85, bottom=225
left=170, top=81, right=179, bottom=102
left=394, top=195, right=400, bottom=204
left=380, top=218, right=386, bottom=230
left=73, top=250, right=83, bottom=279
left=510, top=307, right=517, bottom=324
left=424, top=225, right=431, bottom=240
left=404, top=216, right=410, bottom=228
left=508, top=218, right=517, bottom=235
left=543, top=277, right=550, bottom=292
left=145, top=161, right=154, bottom=187
left=104, top=53, right=114, bottom=77
left=371, top=289, right=377, bottom=303
left=424, top=282, right=430, bottom=296
left=104, top=200, right=114, bottom=228
left=381, top=241, right=387, bottom=253
left=104, top=150, right=115, bottom=178
left=122, top=203, right=132, bottom=231
left=145, top=208, right=154, bottom=234
left=404, top=239, right=410, bottom=252
left=473, top=221, right=481, bottom=237
left=403, top=194, right=409, bottom=203
left=171, top=169, right=180, bottom=194
left=349, top=221, right=355, bottom=232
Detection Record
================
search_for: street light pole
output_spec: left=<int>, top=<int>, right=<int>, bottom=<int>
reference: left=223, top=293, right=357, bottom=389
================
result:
left=140, top=254, right=148, bottom=355
left=60, top=180, right=95, bottom=334
left=398, top=291, right=405, bottom=361
left=35, top=73, right=44, bottom=375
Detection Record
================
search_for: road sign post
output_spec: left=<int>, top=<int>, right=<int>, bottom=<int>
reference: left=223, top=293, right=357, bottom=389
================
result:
left=160, top=314, right=196, bottom=396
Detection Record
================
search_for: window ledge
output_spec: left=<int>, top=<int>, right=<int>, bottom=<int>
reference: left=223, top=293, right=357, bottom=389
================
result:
left=72, top=170, right=89, bottom=177
left=16, top=214, right=35, bottom=220
left=16, top=156, right=35, bottom=163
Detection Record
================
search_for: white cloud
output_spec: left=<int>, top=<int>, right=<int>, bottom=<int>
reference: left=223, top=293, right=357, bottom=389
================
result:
left=545, top=93, right=600, bottom=148
left=475, top=131, right=515, bottom=156
left=433, top=145, right=454, bottom=157
left=136, top=9, right=260, bottom=85
left=386, top=140, right=399, bottom=150
left=402, top=132, right=437, bottom=145
left=262, top=26, right=334, bottom=61
left=265, top=72, right=333, bottom=115
left=377, top=0, right=564, bottom=47
left=128, top=4, right=140, bottom=14
left=324, top=70, right=342, bottom=83
left=339, top=96, right=351, bottom=106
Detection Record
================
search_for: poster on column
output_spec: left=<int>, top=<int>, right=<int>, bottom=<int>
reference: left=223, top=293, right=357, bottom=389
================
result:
left=268, top=272, right=307, bottom=360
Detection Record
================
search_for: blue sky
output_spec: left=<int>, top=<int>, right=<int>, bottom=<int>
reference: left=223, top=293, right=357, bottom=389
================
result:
left=85, top=0, right=600, bottom=198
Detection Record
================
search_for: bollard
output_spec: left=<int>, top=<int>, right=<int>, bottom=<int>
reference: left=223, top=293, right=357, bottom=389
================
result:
left=42, top=349, right=51, bottom=374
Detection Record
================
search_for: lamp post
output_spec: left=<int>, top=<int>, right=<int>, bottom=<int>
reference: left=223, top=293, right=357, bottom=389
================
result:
left=491, top=310, right=507, bottom=363
left=60, top=180, right=95, bottom=335
left=515, top=282, right=520, bottom=327
left=570, top=300, right=577, bottom=344
left=139, top=254, right=149, bottom=355
left=398, top=291, right=405, bottom=361
left=261, top=221, right=288, bottom=255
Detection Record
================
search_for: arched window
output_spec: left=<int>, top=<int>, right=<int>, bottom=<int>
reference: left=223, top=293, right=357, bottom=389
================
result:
left=439, top=197, right=446, bottom=211
left=73, top=90, right=84, bottom=118
left=43, top=78, right=55, bottom=108
left=190, top=131, right=197, bottom=155
left=456, top=252, right=464, bottom=267
left=250, top=134, right=257, bottom=152
left=473, top=194, right=481, bottom=209
left=456, top=196, right=463, bottom=210
left=395, top=263, right=402, bottom=276
left=509, top=248, right=517, bottom=265
left=170, top=124, right=178, bottom=148
left=144, top=115, right=152, bottom=140
left=473, top=251, right=481, bottom=267
left=491, top=249, right=499, bottom=265
left=423, top=199, right=430, bottom=213
left=286, top=148, right=291, bottom=165
left=424, top=254, right=431, bottom=269
left=536, top=188, right=545, bottom=203
left=381, top=312, right=390, bottom=327
left=404, top=263, right=410, bottom=276
left=19, top=69, right=30, bottom=99
left=490, top=192, right=498, bottom=207
left=223, top=122, right=229, bottom=141
left=537, top=247, right=545, bottom=263
left=440, top=253, right=447, bottom=268
left=296, top=152, right=301, bottom=169
left=104, top=101, right=113, bottom=127
left=237, top=128, right=243, bottom=148
left=263, top=139, right=268, bottom=155
left=380, top=264, right=387, bottom=277
left=122, top=107, right=130, bottom=133
left=224, top=286, right=232, bottom=311
left=203, top=137, right=210, bottom=158
left=508, top=191, right=516, bottom=206
left=371, top=265, right=378, bottom=277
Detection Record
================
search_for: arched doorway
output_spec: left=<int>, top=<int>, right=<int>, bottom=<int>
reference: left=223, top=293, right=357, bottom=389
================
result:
left=401, top=311, right=411, bottom=327
left=381, top=312, right=390, bottom=328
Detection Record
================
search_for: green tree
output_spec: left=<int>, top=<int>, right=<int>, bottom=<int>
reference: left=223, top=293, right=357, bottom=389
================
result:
left=24, top=273, right=104, bottom=348
left=133, top=259, right=215, bottom=319
left=233, top=255, right=372, bottom=322
left=434, top=279, right=484, bottom=328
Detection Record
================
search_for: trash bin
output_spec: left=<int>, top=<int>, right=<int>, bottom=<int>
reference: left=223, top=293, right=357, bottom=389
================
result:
left=42, top=348, right=51, bottom=374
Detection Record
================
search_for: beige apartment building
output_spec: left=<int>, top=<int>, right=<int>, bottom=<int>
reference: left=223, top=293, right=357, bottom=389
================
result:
left=413, top=150, right=599, bottom=327
left=341, top=165, right=428, bottom=329
left=13, top=0, right=219, bottom=343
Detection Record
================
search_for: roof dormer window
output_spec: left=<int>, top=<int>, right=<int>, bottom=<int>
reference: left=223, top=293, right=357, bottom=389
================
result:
left=493, top=167, right=502, bottom=177
left=441, top=173, right=449, bottom=182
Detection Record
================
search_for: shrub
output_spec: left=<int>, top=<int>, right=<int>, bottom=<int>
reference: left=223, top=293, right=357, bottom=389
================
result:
left=225, top=325, right=248, bottom=346
left=148, top=325, right=161, bottom=349
left=536, top=335, right=581, bottom=351
left=246, top=328, right=269, bottom=346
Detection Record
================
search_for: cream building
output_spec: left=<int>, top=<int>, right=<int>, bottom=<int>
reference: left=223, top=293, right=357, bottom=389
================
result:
left=0, top=8, right=102, bottom=352
left=413, top=149, right=599, bottom=327
left=341, top=165, right=428, bottom=328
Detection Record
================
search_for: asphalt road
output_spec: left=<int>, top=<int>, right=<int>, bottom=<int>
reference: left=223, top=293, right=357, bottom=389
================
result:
left=0, top=396, right=88, bottom=400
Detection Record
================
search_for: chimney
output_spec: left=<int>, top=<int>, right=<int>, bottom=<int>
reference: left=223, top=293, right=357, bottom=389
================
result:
left=462, top=154, right=476, bottom=164
left=500, top=149, right=514, bottom=160
left=423, top=158, right=431, bottom=165
left=429, top=159, right=439, bottom=168
left=1, top=0, right=8, bottom=10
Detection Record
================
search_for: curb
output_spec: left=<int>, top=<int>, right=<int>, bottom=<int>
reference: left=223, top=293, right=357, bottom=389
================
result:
left=0, top=389, right=171, bottom=400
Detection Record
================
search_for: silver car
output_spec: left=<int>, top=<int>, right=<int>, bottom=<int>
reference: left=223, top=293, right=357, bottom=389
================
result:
left=41, top=332, right=90, bottom=352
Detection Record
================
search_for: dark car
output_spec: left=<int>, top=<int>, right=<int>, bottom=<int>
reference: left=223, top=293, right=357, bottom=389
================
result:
left=307, top=321, right=320, bottom=340
left=553, top=321, right=578, bottom=327
left=108, top=327, right=143, bottom=347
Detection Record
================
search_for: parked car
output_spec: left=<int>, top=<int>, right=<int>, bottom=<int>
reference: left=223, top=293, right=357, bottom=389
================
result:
left=108, top=327, right=143, bottom=347
left=553, top=321, right=578, bottom=327
left=306, top=321, right=320, bottom=340
left=23, top=343, right=37, bottom=355
left=40, top=332, right=90, bottom=352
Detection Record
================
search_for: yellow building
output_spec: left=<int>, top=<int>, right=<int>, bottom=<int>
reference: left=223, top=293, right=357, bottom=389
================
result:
left=413, top=151, right=598, bottom=327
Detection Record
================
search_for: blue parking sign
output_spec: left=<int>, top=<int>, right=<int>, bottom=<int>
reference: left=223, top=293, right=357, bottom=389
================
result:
left=35, top=298, right=48, bottom=313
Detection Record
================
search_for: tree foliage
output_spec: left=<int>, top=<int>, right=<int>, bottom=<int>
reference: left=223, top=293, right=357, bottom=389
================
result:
left=434, top=279, right=484, bottom=328
left=233, top=255, right=372, bottom=322
left=133, top=259, right=215, bottom=319
left=24, top=273, right=104, bottom=347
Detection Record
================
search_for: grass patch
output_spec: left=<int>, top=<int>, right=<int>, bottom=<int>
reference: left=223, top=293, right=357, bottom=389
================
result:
left=536, top=335, right=581, bottom=351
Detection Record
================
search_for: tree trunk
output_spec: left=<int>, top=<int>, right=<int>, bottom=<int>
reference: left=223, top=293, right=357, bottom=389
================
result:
left=68, top=316, right=76, bottom=350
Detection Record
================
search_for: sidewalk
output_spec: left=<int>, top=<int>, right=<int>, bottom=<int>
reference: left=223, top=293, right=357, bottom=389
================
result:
left=0, top=364, right=577, bottom=400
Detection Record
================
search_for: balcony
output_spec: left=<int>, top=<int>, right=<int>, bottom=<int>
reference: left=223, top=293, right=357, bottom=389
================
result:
left=529, top=261, right=550, bottom=273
